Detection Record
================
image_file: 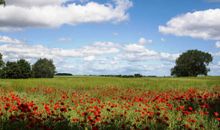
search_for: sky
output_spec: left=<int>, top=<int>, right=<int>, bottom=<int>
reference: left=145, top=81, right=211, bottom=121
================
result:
left=0, top=0, right=220, bottom=76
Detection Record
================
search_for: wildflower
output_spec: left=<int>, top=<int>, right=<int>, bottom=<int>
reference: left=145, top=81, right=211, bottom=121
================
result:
left=188, top=107, right=193, bottom=111
left=214, top=112, right=219, bottom=117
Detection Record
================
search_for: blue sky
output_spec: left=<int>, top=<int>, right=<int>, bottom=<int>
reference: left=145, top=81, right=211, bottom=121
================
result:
left=0, top=0, right=220, bottom=76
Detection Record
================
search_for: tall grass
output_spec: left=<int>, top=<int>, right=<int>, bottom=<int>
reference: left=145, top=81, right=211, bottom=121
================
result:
left=0, top=76, right=219, bottom=91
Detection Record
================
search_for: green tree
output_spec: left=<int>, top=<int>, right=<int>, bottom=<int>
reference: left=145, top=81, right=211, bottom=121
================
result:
left=32, top=58, right=56, bottom=78
left=171, top=50, right=213, bottom=77
left=0, top=53, right=5, bottom=77
left=1, top=59, right=31, bottom=79
left=17, top=59, right=32, bottom=78
left=0, top=0, right=6, bottom=6
left=0, top=53, right=4, bottom=68
left=2, top=61, right=21, bottom=79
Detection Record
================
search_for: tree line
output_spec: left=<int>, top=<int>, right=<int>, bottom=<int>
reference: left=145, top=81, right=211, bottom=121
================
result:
left=0, top=49, right=213, bottom=79
left=0, top=53, right=56, bottom=79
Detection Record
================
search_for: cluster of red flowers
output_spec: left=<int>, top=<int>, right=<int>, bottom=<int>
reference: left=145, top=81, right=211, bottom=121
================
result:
left=0, top=87, right=219, bottom=129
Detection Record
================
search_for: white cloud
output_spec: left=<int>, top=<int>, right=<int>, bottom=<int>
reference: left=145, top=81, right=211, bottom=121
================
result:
left=215, top=52, right=220, bottom=56
left=209, top=63, right=220, bottom=75
left=121, top=42, right=179, bottom=62
left=0, top=36, right=175, bottom=64
left=216, top=41, right=220, bottom=48
left=138, top=37, right=153, bottom=45
left=0, top=35, right=24, bottom=44
left=138, top=37, right=152, bottom=45
left=6, top=0, right=61, bottom=7
left=159, top=9, right=220, bottom=40
left=81, top=42, right=120, bottom=56
left=0, top=37, right=121, bottom=62
left=0, top=0, right=132, bottom=31
left=0, top=35, right=180, bottom=75
left=124, top=44, right=147, bottom=53
left=83, top=55, right=95, bottom=61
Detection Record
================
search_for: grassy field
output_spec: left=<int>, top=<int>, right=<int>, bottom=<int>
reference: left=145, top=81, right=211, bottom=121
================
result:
left=1, top=76, right=220, bottom=90
left=0, top=76, right=220, bottom=129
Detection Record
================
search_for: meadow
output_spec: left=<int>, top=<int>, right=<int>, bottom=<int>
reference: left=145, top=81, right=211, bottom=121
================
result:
left=0, top=76, right=220, bottom=130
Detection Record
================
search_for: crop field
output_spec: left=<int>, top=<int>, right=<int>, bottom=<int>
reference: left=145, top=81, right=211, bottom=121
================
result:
left=0, top=76, right=220, bottom=130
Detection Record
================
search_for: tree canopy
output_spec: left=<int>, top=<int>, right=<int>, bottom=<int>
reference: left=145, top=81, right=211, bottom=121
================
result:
left=171, top=50, right=213, bottom=77
left=2, top=61, right=21, bottom=79
left=0, top=59, right=32, bottom=79
left=0, top=53, right=4, bottom=68
left=17, top=59, right=32, bottom=78
left=32, top=58, right=56, bottom=78
left=0, top=52, right=56, bottom=79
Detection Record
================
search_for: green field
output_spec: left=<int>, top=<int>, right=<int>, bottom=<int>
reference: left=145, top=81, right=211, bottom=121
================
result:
left=0, top=76, right=220, bottom=130
left=1, top=76, right=220, bottom=91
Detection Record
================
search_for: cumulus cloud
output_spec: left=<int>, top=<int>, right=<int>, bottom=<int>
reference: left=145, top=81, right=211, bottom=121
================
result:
left=138, top=37, right=152, bottom=45
left=0, top=40, right=120, bottom=62
left=159, top=9, right=220, bottom=40
left=121, top=42, right=179, bottom=62
left=0, top=0, right=132, bottom=31
left=0, top=36, right=178, bottom=62
left=0, top=35, right=24, bottom=44
left=0, top=35, right=180, bottom=75
left=216, top=41, right=220, bottom=48
left=209, top=62, right=220, bottom=75
left=6, top=0, right=61, bottom=7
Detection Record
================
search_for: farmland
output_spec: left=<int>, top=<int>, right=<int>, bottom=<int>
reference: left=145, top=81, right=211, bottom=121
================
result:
left=0, top=76, right=220, bottom=130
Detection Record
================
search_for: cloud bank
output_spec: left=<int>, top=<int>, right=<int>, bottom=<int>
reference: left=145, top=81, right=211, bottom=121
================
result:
left=0, top=36, right=179, bottom=75
left=0, top=0, right=132, bottom=31
left=159, top=9, right=220, bottom=40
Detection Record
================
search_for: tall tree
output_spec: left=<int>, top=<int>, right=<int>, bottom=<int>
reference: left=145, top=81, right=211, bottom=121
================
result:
left=1, top=59, right=32, bottom=79
left=2, top=61, right=21, bottom=79
left=171, top=50, right=213, bottom=77
left=0, top=53, right=5, bottom=78
left=32, top=58, right=56, bottom=78
left=17, top=59, right=32, bottom=78
left=0, top=53, right=4, bottom=68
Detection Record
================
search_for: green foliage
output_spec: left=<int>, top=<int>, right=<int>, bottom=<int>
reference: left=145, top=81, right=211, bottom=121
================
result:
left=1, top=59, right=31, bottom=79
left=0, top=0, right=5, bottom=6
left=2, top=61, right=21, bottom=79
left=171, top=50, right=213, bottom=77
left=0, top=77, right=219, bottom=130
left=32, top=58, right=56, bottom=78
left=17, top=59, right=32, bottom=78
left=0, top=53, right=56, bottom=79
left=0, top=53, right=5, bottom=77
left=0, top=53, right=4, bottom=68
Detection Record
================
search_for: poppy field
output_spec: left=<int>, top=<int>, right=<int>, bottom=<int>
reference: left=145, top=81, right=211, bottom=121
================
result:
left=0, top=77, right=220, bottom=130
